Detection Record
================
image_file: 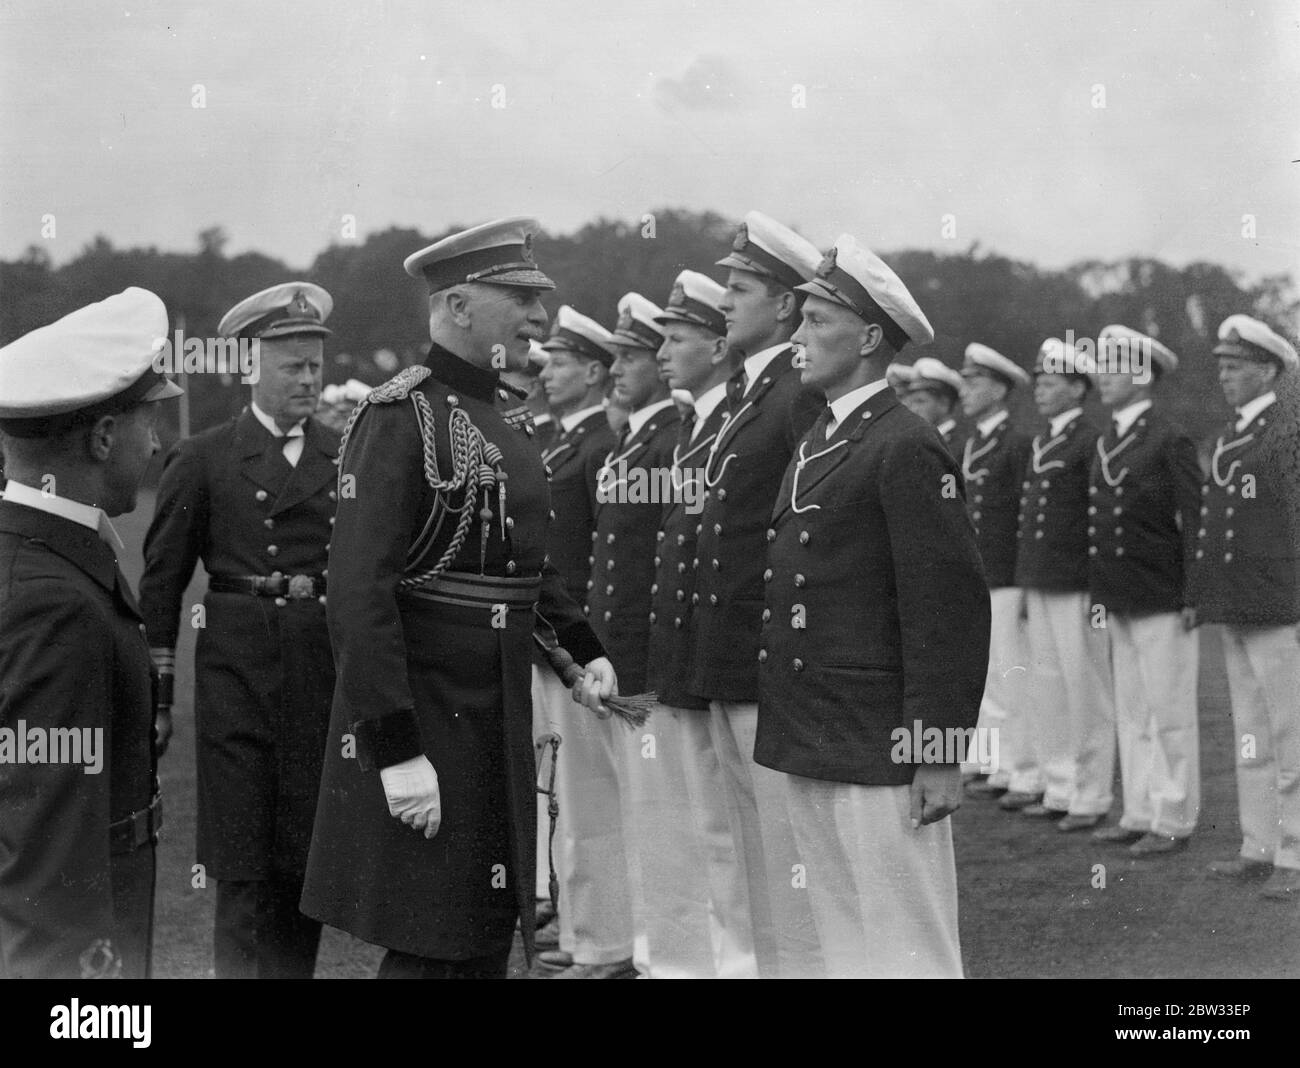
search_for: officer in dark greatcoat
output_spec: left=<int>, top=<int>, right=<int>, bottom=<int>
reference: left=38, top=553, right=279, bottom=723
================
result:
left=0, top=288, right=181, bottom=978
left=300, top=217, right=616, bottom=979
left=140, top=282, right=339, bottom=978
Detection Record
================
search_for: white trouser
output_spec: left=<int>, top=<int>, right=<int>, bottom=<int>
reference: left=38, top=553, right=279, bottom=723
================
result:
left=615, top=704, right=724, bottom=978
left=676, top=710, right=759, bottom=978
left=1109, top=613, right=1200, bottom=838
left=1024, top=590, right=1116, bottom=814
left=782, top=775, right=963, bottom=979
left=531, top=663, right=634, bottom=964
left=709, top=700, right=823, bottom=978
left=1221, top=624, right=1300, bottom=870
left=975, top=587, right=1036, bottom=791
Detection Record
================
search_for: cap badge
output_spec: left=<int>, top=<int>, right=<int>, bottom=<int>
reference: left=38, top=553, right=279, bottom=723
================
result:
left=731, top=223, right=749, bottom=252
left=670, top=281, right=685, bottom=307
left=617, top=309, right=633, bottom=333
left=815, top=247, right=838, bottom=280
left=522, top=233, right=535, bottom=263
left=289, top=290, right=316, bottom=320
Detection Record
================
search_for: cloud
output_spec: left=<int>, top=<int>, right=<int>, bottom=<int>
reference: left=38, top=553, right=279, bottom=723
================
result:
left=654, top=54, right=746, bottom=113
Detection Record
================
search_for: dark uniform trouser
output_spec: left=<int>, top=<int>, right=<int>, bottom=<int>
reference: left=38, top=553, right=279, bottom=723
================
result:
left=376, top=946, right=511, bottom=980
left=215, top=873, right=322, bottom=979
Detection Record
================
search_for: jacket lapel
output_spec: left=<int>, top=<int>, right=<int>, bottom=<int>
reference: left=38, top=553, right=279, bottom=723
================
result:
left=713, top=347, right=794, bottom=455
left=236, top=408, right=291, bottom=498
left=0, top=500, right=132, bottom=615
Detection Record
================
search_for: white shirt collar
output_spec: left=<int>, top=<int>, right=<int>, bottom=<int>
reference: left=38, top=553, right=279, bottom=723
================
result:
left=626, top=396, right=676, bottom=439
left=250, top=401, right=306, bottom=438
left=1235, top=390, right=1276, bottom=432
left=533, top=412, right=553, bottom=427
left=1112, top=398, right=1153, bottom=437
left=936, top=417, right=957, bottom=438
left=827, top=379, right=892, bottom=437
left=1049, top=406, right=1083, bottom=438
left=0, top=478, right=123, bottom=553
left=742, top=344, right=790, bottom=395
left=559, top=403, right=606, bottom=433
left=976, top=408, right=1010, bottom=438
left=690, top=381, right=728, bottom=437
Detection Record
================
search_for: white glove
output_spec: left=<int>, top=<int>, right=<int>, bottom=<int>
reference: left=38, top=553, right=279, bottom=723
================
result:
left=379, top=754, right=441, bottom=839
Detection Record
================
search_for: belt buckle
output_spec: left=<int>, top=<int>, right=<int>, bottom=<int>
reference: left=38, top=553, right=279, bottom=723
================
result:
left=287, top=574, right=315, bottom=600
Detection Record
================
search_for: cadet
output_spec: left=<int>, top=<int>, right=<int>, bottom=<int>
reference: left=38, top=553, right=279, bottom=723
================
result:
left=958, top=343, right=1034, bottom=803
left=754, top=234, right=990, bottom=978
left=564, top=291, right=679, bottom=979
left=1191, top=316, right=1300, bottom=898
left=1014, top=339, right=1114, bottom=830
left=629, top=269, right=744, bottom=978
left=532, top=306, right=634, bottom=974
left=687, top=210, right=824, bottom=979
left=1089, top=325, right=1201, bottom=855
left=901, top=355, right=967, bottom=457
left=141, top=282, right=338, bottom=979
left=300, top=218, right=615, bottom=979
left=0, top=288, right=181, bottom=978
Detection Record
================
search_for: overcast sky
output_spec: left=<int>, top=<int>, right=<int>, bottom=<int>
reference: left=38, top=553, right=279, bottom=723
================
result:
left=2, top=0, right=1297, bottom=280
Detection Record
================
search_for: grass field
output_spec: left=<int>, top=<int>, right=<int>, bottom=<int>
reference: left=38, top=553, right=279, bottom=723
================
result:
left=113, top=490, right=1297, bottom=979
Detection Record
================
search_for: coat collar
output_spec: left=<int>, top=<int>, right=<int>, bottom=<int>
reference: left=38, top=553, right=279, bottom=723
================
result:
left=0, top=499, right=139, bottom=617
left=423, top=342, right=499, bottom=403
left=235, top=408, right=339, bottom=513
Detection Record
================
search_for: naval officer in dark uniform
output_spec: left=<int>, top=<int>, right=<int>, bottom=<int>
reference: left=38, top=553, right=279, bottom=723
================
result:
left=900, top=356, right=967, bottom=458
left=754, top=234, right=990, bottom=978
left=300, top=217, right=616, bottom=979
left=141, top=282, right=339, bottom=978
left=0, top=288, right=181, bottom=978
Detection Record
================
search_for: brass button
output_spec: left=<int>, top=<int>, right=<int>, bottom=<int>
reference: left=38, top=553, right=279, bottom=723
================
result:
left=506, top=561, right=517, bottom=575
left=657, top=531, right=665, bottom=541
left=709, top=594, right=718, bottom=606
left=762, top=609, right=771, bottom=622
left=799, top=531, right=810, bottom=545
left=1035, top=530, right=1044, bottom=539
left=712, top=559, right=720, bottom=571
left=1225, top=529, right=1234, bottom=539
left=674, top=618, right=682, bottom=629
left=318, top=596, right=327, bottom=605
left=766, top=528, right=775, bottom=542
left=1198, top=528, right=1206, bottom=538
left=1196, top=549, right=1204, bottom=559
left=1226, top=507, right=1234, bottom=517
left=329, top=516, right=335, bottom=526
left=255, top=490, right=268, bottom=501
left=716, top=488, right=727, bottom=501
left=763, top=568, right=773, bottom=582
left=792, top=658, right=804, bottom=672
left=1115, top=486, right=1124, bottom=497
left=274, top=597, right=287, bottom=607
left=972, top=510, right=982, bottom=522
left=677, top=534, right=686, bottom=546
left=1088, top=506, right=1097, bottom=516
left=328, top=490, right=338, bottom=502
left=692, top=593, right=699, bottom=605
left=676, top=590, right=685, bottom=602
left=603, top=611, right=612, bottom=622
left=591, top=532, right=598, bottom=542
left=606, top=559, right=615, bottom=571
left=606, top=584, right=614, bottom=595
left=1115, top=547, right=1124, bottom=557
left=267, top=545, right=279, bottom=556
left=654, top=555, right=661, bottom=566
left=1113, top=507, right=1122, bottom=516
left=264, top=518, right=274, bottom=529
left=649, top=612, right=657, bottom=624
left=1224, top=552, right=1233, bottom=562
left=1089, top=546, right=1098, bottom=556
left=607, top=532, right=616, bottom=544
left=1038, top=496, right=1047, bottom=506
left=714, top=523, right=722, bottom=535
left=757, top=649, right=767, bottom=663
left=794, top=574, right=805, bottom=587
left=505, top=516, right=514, bottom=530
left=1089, top=485, right=1098, bottom=496
left=678, top=562, right=687, bottom=574
left=650, top=584, right=658, bottom=595
left=587, top=579, right=594, bottom=590
left=1088, top=526, right=1096, bottom=536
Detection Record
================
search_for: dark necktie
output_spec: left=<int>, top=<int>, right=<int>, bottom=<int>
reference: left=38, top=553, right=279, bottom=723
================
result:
left=725, top=367, right=747, bottom=410
left=809, top=406, right=835, bottom=442
left=678, top=406, right=697, bottom=448
left=1111, top=417, right=1121, bottom=440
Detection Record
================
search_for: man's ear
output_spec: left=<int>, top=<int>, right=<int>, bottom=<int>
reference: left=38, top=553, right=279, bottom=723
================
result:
left=774, top=287, right=798, bottom=324
left=444, top=288, right=473, bottom=328
left=583, top=359, right=602, bottom=388
left=86, top=413, right=117, bottom=463
left=857, top=323, right=885, bottom=359
left=709, top=335, right=729, bottom=366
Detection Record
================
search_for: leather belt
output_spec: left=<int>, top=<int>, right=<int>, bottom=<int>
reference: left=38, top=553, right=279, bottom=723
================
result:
left=402, top=570, right=541, bottom=610
left=210, top=573, right=326, bottom=599
left=109, top=794, right=163, bottom=856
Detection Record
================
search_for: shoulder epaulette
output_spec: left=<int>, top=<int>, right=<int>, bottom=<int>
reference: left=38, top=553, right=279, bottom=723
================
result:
left=367, top=365, right=432, bottom=404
